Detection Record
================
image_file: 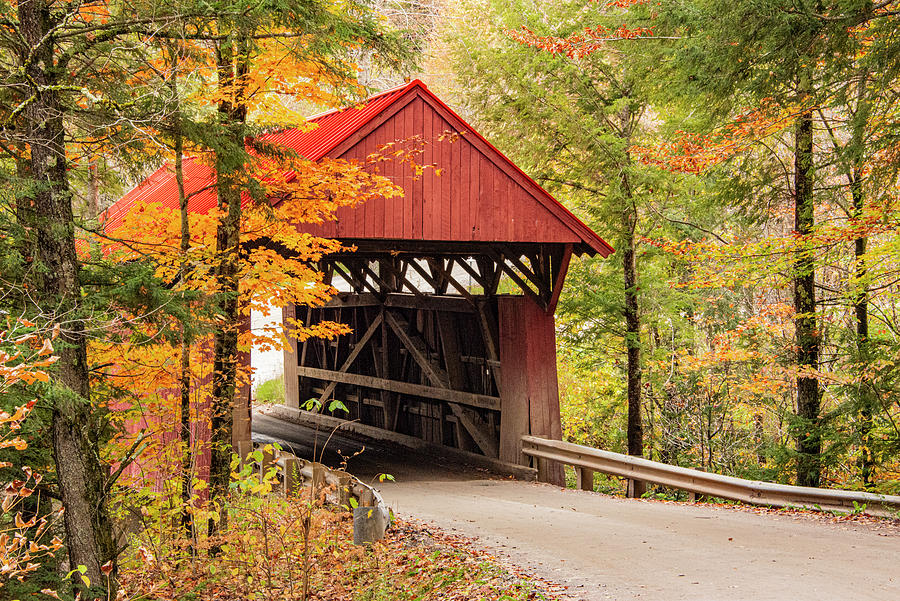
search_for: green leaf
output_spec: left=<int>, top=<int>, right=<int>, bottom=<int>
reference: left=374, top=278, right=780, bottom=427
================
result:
left=328, top=399, right=349, bottom=414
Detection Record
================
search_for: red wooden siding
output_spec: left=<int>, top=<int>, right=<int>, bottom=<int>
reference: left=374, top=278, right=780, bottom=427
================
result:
left=498, top=295, right=564, bottom=485
left=299, top=90, right=584, bottom=247
left=104, top=79, right=612, bottom=257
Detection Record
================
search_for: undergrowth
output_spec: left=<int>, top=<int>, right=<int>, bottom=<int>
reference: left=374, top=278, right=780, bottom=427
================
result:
left=116, top=455, right=559, bottom=601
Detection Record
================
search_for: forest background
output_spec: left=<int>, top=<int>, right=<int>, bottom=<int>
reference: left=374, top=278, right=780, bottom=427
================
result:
left=1, top=0, right=899, bottom=599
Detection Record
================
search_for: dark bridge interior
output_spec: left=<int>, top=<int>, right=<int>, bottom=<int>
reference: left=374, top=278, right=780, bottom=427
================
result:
left=283, top=241, right=573, bottom=483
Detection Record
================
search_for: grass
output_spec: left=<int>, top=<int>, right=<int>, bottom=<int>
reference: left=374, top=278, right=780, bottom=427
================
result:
left=255, top=375, right=285, bottom=404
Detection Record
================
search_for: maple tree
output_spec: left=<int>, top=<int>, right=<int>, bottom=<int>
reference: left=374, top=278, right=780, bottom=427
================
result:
left=0, top=0, right=411, bottom=593
left=150, top=3, right=412, bottom=536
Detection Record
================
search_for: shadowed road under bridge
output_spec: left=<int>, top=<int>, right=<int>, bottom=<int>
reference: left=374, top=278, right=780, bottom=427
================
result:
left=253, top=411, right=900, bottom=601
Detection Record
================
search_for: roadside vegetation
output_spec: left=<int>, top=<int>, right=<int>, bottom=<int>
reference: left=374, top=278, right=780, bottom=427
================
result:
left=255, top=376, right=286, bottom=405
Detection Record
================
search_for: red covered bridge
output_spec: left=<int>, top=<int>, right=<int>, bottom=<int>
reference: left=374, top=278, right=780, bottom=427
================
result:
left=109, top=79, right=612, bottom=485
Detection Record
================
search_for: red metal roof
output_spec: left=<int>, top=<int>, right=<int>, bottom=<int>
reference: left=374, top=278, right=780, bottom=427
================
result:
left=104, top=80, right=613, bottom=257
left=103, top=83, right=411, bottom=234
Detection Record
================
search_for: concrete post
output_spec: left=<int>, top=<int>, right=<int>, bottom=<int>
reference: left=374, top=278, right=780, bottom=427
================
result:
left=332, top=470, right=352, bottom=507
left=353, top=506, right=386, bottom=545
left=309, top=462, right=325, bottom=496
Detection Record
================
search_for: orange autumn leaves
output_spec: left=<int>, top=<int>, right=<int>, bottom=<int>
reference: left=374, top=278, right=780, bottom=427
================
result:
left=633, top=100, right=803, bottom=174
left=89, top=153, right=401, bottom=404
left=505, top=0, right=654, bottom=59
left=101, top=152, right=401, bottom=320
left=0, top=322, right=65, bottom=586
left=507, top=23, right=654, bottom=59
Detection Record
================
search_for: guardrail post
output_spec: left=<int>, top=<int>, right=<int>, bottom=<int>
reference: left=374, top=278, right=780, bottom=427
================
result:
left=626, top=478, right=646, bottom=499
left=576, top=467, right=595, bottom=491
left=536, top=456, right=549, bottom=483
left=333, top=469, right=352, bottom=507
left=357, top=487, right=375, bottom=507
left=310, top=462, right=326, bottom=496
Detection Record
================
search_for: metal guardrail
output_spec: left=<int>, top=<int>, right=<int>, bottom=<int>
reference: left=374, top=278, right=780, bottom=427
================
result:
left=522, top=436, right=900, bottom=518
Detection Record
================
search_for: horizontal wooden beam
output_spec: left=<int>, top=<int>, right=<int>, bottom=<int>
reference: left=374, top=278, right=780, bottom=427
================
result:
left=296, top=366, right=501, bottom=412
left=323, top=292, right=477, bottom=313
left=263, top=405, right=537, bottom=481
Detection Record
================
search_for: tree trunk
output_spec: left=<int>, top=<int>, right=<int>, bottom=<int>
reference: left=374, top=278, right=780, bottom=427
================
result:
left=624, top=211, right=643, bottom=459
left=848, top=67, right=874, bottom=487
left=17, top=1, right=117, bottom=595
left=170, top=55, right=196, bottom=544
left=208, top=35, right=250, bottom=541
left=852, top=173, right=874, bottom=487
left=619, top=103, right=645, bottom=498
left=87, top=156, right=100, bottom=220
left=793, top=104, right=821, bottom=488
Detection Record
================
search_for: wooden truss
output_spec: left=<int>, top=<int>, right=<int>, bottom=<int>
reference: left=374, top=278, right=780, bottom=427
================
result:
left=315, top=241, right=573, bottom=313
left=284, top=241, right=570, bottom=462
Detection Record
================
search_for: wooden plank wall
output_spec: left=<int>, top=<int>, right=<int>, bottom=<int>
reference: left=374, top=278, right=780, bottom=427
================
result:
left=232, top=313, right=253, bottom=447
left=498, top=297, right=529, bottom=465
left=292, top=300, right=502, bottom=455
left=282, top=304, right=299, bottom=409
left=298, top=94, right=581, bottom=246
left=498, top=295, right=565, bottom=485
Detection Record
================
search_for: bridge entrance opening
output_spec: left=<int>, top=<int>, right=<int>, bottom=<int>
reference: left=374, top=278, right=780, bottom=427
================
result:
left=282, top=243, right=571, bottom=482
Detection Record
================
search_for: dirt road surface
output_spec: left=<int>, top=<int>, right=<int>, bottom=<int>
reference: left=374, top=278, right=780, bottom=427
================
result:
left=253, top=412, right=900, bottom=601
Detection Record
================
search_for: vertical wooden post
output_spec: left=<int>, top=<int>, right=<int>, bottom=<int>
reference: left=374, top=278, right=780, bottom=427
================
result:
left=499, top=297, right=529, bottom=465
left=283, top=304, right=299, bottom=409
left=627, top=479, right=645, bottom=499
left=576, top=467, right=595, bottom=492
left=233, top=311, right=253, bottom=451
left=499, top=295, right=565, bottom=486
